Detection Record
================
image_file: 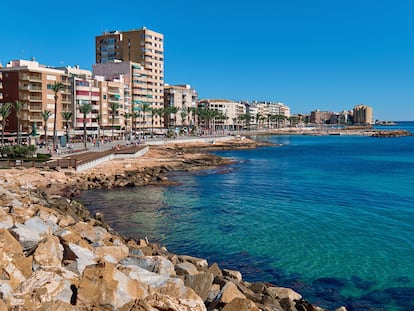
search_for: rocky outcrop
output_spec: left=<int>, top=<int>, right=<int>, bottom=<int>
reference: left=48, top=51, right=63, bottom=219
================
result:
left=370, top=129, right=413, bottom=137
left=0, top=168, right=347, bottom=311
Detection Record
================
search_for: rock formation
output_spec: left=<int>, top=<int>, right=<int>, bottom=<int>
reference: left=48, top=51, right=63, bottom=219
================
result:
left=0, top=148, right=348, bottom=310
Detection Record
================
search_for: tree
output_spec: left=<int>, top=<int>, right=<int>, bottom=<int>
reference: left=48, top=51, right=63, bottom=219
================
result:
left=78, top=103, right=92, bottom=149
left=51, top=81, right=64, bottom=151
left=41, top=110, right=52, bottom=148
left=123, top=113, right=131, bottom=139
left=141, top=103, right=151, bottom=132
left=0, top=103, right=12, bottom=146
left=149, top=107, right=161, bottom=136
left=132, top=112, right=140, bottom=134
left=14, top=101, right=23, bottom=146
left=61, top=111, right=73, bottom=143
left=180, top=108, right=188, bottom=127
left=109, top=102, right=120, bottom=139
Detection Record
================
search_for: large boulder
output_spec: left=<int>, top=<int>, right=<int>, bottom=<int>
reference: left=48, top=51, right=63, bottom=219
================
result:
left=177, top=255, right=208, bottom=270
left=33, top=235, right=64, bottom=269
left=66, top=242, right=98, bottom=274
left=0, top=209, right=13, bottom=229
left=71, top=221, right=112, bottom=245
left=0, top=229, right=32, bottom=290
left=223, top=269, right=243, bottom=282
left=183, top=271, right=214, bottom=302
left=221, top=297, right=260, bottom=311
left=77, top=262, right=146, bottom=309
left=9, top=267, right=79, bottom=309
left=216, top=281, right=246, bottom=304
left=120, top=264, right=206, bottom=310
left=10, top=216, right=55, bottom=251
left=94, top=245, right=129, bottom=263
left=265, top=286, right=302, bottom=301
left=175, top=261, right=199, bottom=276
left=122, top=256, right=176, bottom=276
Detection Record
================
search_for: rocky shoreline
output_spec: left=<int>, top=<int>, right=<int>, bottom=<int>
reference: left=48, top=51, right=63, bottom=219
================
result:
left=0, top=139, right=347, bottom=310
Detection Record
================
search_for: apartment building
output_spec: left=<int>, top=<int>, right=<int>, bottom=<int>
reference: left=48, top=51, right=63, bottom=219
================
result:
left=198, top=99, right=245, bottom=130
left=95, top=28, right=164, bottom=129
left=93, top=61, right=163, bottom=131
left=353, top=105, right=373, bottom=125
left=0, top=59, right=70, bottom=138
left=310, top=110, right=334, bottom=124
left=164, top=84, right=198, bottom=128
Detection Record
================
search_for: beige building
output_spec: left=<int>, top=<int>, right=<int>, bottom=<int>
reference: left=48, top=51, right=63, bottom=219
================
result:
left=353, top=104, right=373, bottom=125
left=198, top=99, right=245, bottom=130
left=95, top=28, right=164, bottom=129
left=164, top=84, right=198, bottom=128
left=93, top=61, right=163, bottom=131
left=0, top=59, right=70, bottom=138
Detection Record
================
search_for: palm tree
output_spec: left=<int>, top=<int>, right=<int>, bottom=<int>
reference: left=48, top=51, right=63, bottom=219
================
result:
left=132, top=112, right=140, bottom=134
left=123, top=113, right=131, bottom=139
left=41, top=110, right=52, bottom=148
left=149, top=107, right=160, bottom=136
left=95, top=113, right=101, bottom=144
left=155, top=108, right=164, bottom=130
left=78, top=103, right=92, bottom=149
left=51, top=81, right=64, bottom=151
left=61, top=111, right=73, bottom=143
left=180, top=107, right=188, bottom=128
left=0, top=102, right=13, bottom=146
left=141, top=103, right=151, bottom=132
left=14, top=101, right=23, bottom=146
left=109, top=102, right=120, bottom=140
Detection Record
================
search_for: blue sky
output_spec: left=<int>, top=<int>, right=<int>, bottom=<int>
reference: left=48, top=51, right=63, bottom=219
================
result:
left=2, top=0, right=414, bottom=120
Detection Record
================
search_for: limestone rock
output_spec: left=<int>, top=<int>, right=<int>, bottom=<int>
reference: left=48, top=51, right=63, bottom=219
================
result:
left=33, top=235, right=64, bottom=269
left=140, top=292, right=206, bottom=311
left=206, top=283, right=221, bottom=303
left=221, top=297, right=260, bottom=311
left=0, top=209, right=13, bottom=229
left=175, top=261, right=199, bottom=276
left=67, top=242, right=98, bottom=274
left=120, top=264, right=205, bottom=309
left=216, top=281, right=246, bottom=304
left=11, top=216, right=57, bottom=251
left=77, top=262, right=146, bottom=309
left=178, top=255, right=208, bottom=270
left=95, top=245, right=129, bottom=262
left=265, top=286, right=302, bottom=301
left=11, top=267, right=79, bottom=309
left=183, top=271, right=214, bottom=302
left=223, top=268, right=243, bottom=282
left=122, top=256, right=176, bottom=276
left=208, top=262, right=223, bottom=277
left=71, top=221, right=111, bottom=244
left=0, top=229, right=32, bottom=288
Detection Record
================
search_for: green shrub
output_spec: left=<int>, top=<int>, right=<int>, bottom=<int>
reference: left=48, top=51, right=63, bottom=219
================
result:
left=0, top=145, right=38, bottom=159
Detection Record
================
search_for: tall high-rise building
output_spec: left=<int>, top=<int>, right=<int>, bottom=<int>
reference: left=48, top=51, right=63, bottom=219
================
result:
left=95, top=28, right=164, bottom=129
left=353, top=104, right=373, bottom=125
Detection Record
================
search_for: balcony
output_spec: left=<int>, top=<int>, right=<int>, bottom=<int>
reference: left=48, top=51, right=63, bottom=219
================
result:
left=30, top=96, right=42, bottom=102
left=29, top=74, right=42, bottom=82
left=29, top=85, right=42, bottom=92
left=30, top=104, right=42, bottom=111
left=29, top=114, right=43, bottom=122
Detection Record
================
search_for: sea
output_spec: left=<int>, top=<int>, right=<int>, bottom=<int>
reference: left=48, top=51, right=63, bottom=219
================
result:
left=79, top=121, right=414, bottom=311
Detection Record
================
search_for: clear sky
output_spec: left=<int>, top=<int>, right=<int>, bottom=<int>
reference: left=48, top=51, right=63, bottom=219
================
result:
left=2, top=0, right=414, bottom=120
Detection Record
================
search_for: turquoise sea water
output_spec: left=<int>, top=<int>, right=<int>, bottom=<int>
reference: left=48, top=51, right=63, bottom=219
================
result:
left=80, top=122, right=414, bottom=311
